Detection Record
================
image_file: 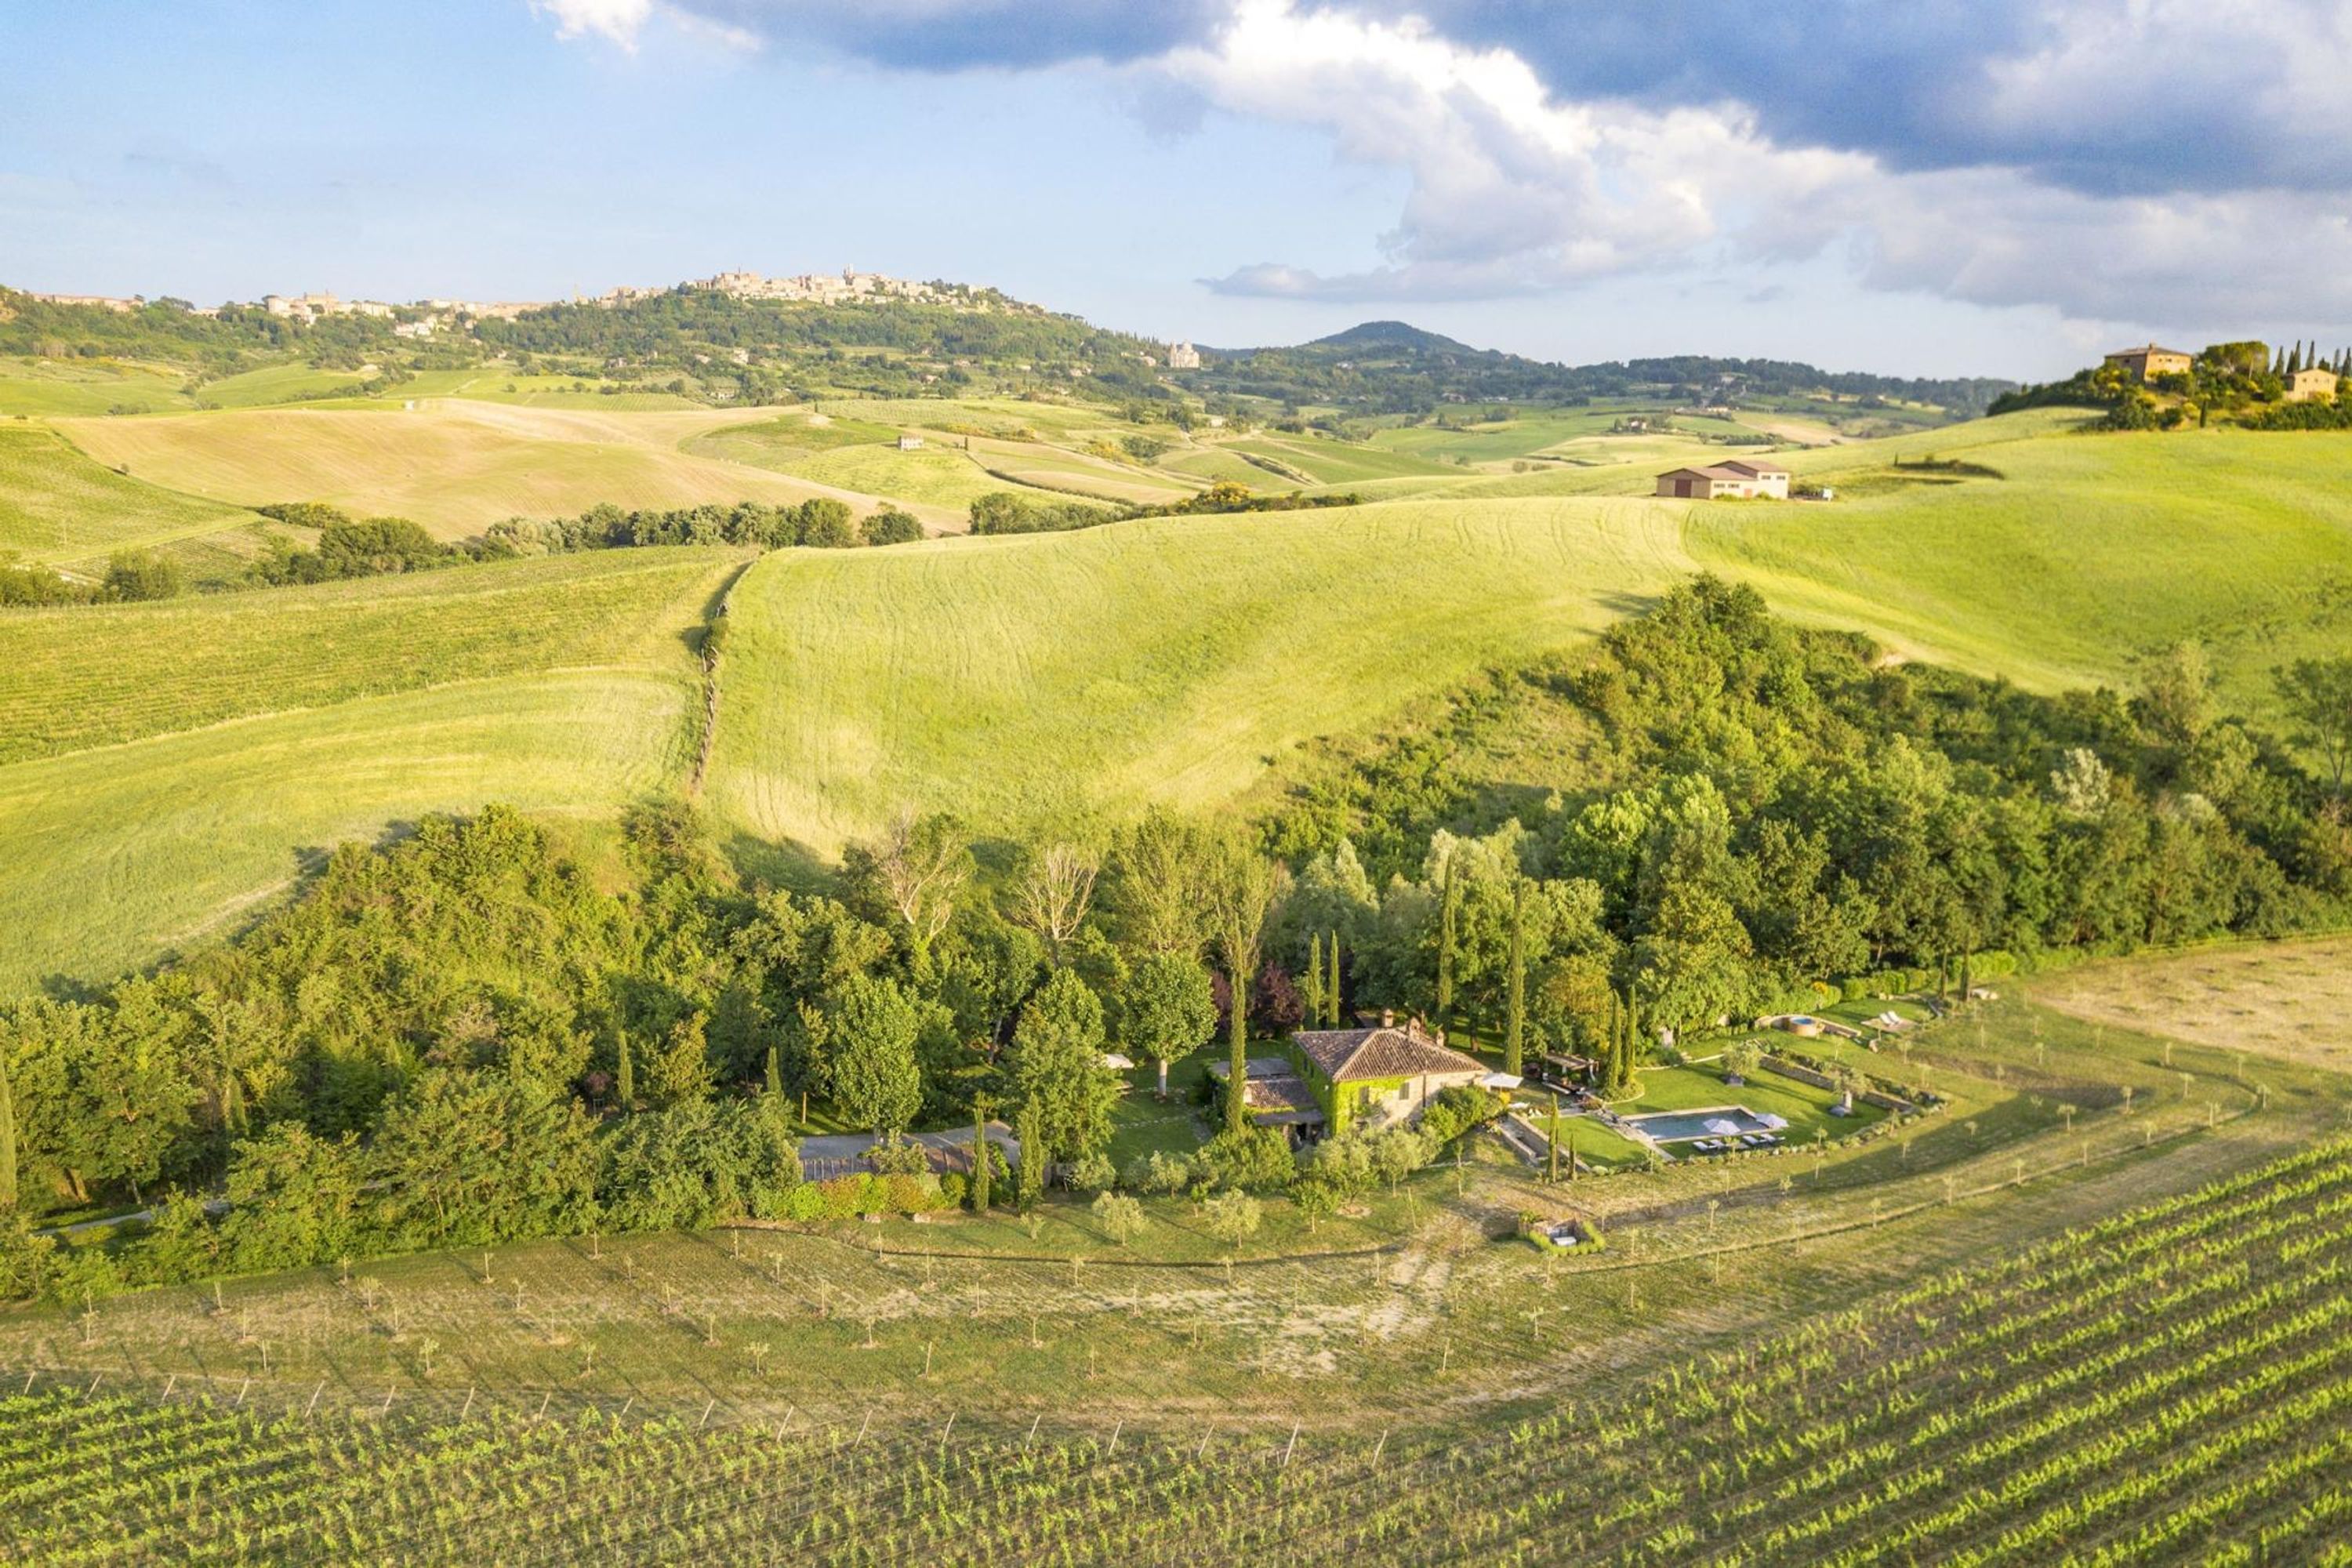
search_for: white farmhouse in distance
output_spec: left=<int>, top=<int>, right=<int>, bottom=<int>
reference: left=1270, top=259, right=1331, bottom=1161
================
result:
left=1653, top=459, right=1791, bottom=500
left=1167, top=340, right=1202, bottom=369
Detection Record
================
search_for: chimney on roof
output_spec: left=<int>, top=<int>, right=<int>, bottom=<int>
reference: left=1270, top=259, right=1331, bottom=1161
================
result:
left=1381, top=1009, right=1396, bottom=1029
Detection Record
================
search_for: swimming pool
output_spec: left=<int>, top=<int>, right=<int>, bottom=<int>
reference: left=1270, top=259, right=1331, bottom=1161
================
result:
left=1621, top=1106, right=1777, bottom=1143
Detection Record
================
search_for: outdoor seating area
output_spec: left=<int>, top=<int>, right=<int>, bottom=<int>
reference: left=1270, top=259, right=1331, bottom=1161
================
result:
left=1688, top=1131, right=1784, bottom=1155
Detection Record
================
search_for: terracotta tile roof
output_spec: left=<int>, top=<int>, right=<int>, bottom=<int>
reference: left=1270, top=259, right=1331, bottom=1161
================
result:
left=1244, top=1075, right=1320, bottom=1114
left=1294, top=1023, right=1485, bottom=1083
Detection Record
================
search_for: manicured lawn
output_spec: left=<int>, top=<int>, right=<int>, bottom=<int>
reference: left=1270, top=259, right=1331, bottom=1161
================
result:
left=1105, top=1094, right=1207, bottom=1169
left=1613, top=1062, right=1885, bottom=1143
left=1509, top=1108, right=1651, bottom=1171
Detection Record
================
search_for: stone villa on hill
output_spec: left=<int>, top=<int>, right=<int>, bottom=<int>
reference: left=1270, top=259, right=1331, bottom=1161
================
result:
left=1214, top=1015, right=1489, bottom=1140
left=1653, top=458, right=1791, bottom=500
left=2285, top=365, right=2341, bottom=403
left=2103, top=343, right=2194, bottom=381
left=1167, top=340, right=1202, bottom=369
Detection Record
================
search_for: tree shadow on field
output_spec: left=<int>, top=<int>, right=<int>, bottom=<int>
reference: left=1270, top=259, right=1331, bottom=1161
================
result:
left=720, top=829, right=835, bottom=896
left=35, top=833, right=374, bottom=1000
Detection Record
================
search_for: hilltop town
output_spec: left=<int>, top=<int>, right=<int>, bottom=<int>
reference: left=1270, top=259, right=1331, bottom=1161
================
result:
left=22, top=267, right=1069, bottom=337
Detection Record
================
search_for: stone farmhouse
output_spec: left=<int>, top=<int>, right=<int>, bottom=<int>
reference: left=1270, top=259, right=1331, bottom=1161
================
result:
left=1207, top=1015, right=1490, bottom=1142
left=2103, top=343, right=2194, bottom=381
left=1167, top=340, right=1202, bottom=370
left=1653, top=459, right=1791, bottom=500
left=2285, top=366, right=2341, bottom=403
left=1294, top=1017, right=1487, bottom=1137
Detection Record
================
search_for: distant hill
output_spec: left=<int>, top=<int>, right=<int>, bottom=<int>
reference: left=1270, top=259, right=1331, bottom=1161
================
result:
left=2, top=281, right=2012, bottom=423
left=1307, top=321, right=1470, bottom=353
left=1188, top=320, right=2016, bottom=420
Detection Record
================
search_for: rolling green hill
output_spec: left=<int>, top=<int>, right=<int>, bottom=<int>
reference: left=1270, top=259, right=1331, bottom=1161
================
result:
left=1690, top=420, right=2352, bottom=711
left=0, top=421, right=274, bottom=580
left=0, top=546, right=743, bottom=764
left=0, top=550, right=738, bottom=989
left=4, top=407, right=2349, bottom=989
left=703, top=498, right=1695, bottom=851
left=0, top=670, right=698, bottom=991
left=49, top=402, right=939, bottom=534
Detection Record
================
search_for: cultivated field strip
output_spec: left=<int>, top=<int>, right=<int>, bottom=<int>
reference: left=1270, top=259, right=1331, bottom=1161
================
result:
left=6, top=1141, right=2347, bottom=1564
left=0, top=548, right=737, bottom=764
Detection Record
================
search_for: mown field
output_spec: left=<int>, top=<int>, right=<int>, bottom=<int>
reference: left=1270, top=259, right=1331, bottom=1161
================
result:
left=2034, top=936, right=2352, bottom=1078
left=0, top=423, right=274, bottom=578
left=1690, top=421, right=2352, bottom=712
left=48, top=401, right=920, bottom=535
left=704, top=496, right=1696, bottom=851
left=0, top=550, right=739, bottom=989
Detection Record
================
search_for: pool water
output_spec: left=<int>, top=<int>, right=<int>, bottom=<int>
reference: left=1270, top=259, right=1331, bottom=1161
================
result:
left=1621, top=1106, right=1775, bottom=1143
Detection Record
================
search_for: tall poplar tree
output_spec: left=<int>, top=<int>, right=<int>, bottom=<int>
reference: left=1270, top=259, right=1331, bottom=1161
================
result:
left=1504, top=873, right=1527, bottom=1079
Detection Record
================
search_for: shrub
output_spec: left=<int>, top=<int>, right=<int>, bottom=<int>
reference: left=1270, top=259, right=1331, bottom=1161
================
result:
left=866, top=1138, right=931, bottom=1177
left=1123, top=1149, right=1192, bottom=1196
left=1065, top=1152, right=1118, bottom=1196
left=1417, top=1084, right=1498, bottom=1147
left=1197, top=1127, right=1294, bottom=1190
left=1091, top=1189, right=1144, bottom=1244
left=938, top=1171, right=968, bottom=1208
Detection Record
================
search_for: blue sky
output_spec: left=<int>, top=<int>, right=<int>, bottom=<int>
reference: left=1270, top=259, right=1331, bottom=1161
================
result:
left=5, top=1, right=2350, bottom=379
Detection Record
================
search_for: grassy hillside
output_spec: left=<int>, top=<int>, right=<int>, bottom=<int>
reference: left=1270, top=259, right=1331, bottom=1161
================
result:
left=0, top=671, right=696, bottom=991
left=0, top=546, right=742, bottom=762
left=0, top=549, right=737, bottom=989
left=1690, top=422, right=2352, bottom=710
left=0, top=358, right=189, bottom=416
left=706, top=498, right=1694, bottom=851
left=6, top=407, right=2348, bottom=985
left=0, top=421, right=272, bottom=579
left=49, top=402, right=937, bottom=535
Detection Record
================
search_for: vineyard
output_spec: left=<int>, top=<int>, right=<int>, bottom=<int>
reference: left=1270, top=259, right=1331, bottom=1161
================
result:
left=7, top=1138, right=2347, bottom=1565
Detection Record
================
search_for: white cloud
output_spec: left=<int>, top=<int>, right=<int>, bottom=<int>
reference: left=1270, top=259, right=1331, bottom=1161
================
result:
left=1165, top=1, right=2352, bottom=327
left=530, top=0, right=657, bottom=48
left=527, top=0, right=2352, bottom=328
left=1168, top=2, right=1866, bottom=299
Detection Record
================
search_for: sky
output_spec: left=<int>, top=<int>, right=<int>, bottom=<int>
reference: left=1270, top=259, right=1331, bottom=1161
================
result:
left=5, top=0, right=2352, bottom=379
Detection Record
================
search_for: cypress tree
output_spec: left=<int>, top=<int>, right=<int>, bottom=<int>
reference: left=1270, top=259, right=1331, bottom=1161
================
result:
left=764, top=1041, right=782, bottom=1098
left=1546, top=1090, right=1560, bottom=1183
left=0, top=1047, right=16, bottom=1212
left=1504, top=873, right=1526, bottom=1079
left=2288, top=341, right=2303, bottom=376
left=1308, top=933, right=1326, bottom=1029
left=971, top=1101, right=992, bottom=1213
left=1015, top=1098, right=1045, bottom=1208
left=1328, top=932, right=1343, bottom=1026
left=1224, top=962, right=1250, bottom=1135
left=222, top=1069, right=245, bottom=1136
left=615, top=1029, right=635, bottom=1109
left=1435, top=855, right=1460, bottom=1025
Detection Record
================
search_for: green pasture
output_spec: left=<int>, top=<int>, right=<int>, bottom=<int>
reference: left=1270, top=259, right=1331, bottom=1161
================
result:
left=0, top=358, right=190, bottom=416
left=0, top=546, right=741, bottom=763
left=1228, top=436, right=1456, bottom=485
left=0, top=669, right=700, bottom=993
left=702, top=495, right=1695, bottom=851
left=193, top=363, right=370, bottom=408
left=1690, top=422, right=2352, bottom=713
left=0, top=422, right=267, bottom=572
